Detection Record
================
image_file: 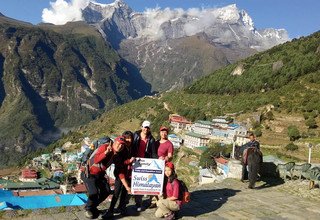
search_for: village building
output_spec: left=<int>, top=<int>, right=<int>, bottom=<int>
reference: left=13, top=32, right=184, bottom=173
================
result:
left=215, top=157, right=229, bottom=177
left=188, top=117, right=249, bottom=145
left=169, top=114, right=192, bottom=132
left=67, top=163, right=78, bottom=174
left=62, top=152, right=79, bottom=163
left=41, top=154, right=51, bottom=160
left=184, top=132, right=210, bottom=149
left=54, top=148, right=62, bottom=155
left=0, top=189, right=87, bottom=210
left=71, top=184, right=87, bottom=193
left=168, top=134, right=183, bottom=149
left=212, top=116, right=231, bottom=128
left=211, top=123, right=248, bottom=144
left=19, top=168, right=38, bottom=182
left=32, top=157, right=46, bottom=168
left=53, top=169, right=64, bottom=178
left=50, top=161, right=62, bottom=171
left=199, top=168, right=225, bottom=184
left=234, top=134, right=250, bottom=146
left=2, top=178, right=60, bottom=191
left=13, top=189, right=63, bottom=196
left=191, top=120, right=213, bottom=135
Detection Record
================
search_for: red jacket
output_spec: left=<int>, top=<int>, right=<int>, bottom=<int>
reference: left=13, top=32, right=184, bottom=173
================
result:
left=113, top=146, right=132, bottom=180
left=89, top=143, right=114, bottom=175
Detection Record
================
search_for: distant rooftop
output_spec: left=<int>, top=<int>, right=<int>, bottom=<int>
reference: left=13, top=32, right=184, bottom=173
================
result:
left=2, top=178, right=60, bottom=190
left=195, top=120, right=212, bottom=126
left=185, top=132, right=208, bottom=138
left=0, top=189, right=87, bottom=210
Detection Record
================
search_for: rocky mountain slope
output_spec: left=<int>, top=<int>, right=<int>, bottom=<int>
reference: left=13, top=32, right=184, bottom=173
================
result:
left=0, top=15, right=151, bottom=167
left=82, top=0, right=289, bottom=91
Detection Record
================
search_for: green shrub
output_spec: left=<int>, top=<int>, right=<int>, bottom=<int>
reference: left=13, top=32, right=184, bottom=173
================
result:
left=254, top=129, right=262, bottom=137
left=287, top=125, right=300, bottom=141
left=285, top=143, right=299, bottom=151
left=305, top=117, right=317, bottom=129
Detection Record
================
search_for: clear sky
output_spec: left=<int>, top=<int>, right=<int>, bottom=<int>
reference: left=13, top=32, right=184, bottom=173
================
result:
left=0, top=0, right=319, bottom=38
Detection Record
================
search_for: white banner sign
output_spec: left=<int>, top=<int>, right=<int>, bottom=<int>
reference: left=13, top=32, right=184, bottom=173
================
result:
left=131, top=158, right=165, bottom=195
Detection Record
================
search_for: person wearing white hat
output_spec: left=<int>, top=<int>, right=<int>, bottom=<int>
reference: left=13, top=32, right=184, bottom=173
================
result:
left=131, top=120, right=157, bottom=211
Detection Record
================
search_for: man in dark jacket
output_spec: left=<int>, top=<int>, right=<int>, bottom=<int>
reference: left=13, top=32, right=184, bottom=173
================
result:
left=241, top=133, right=261, bottom=182
left=132, top=120, right=157, bottom=159
left=131, top=120, right=157, bottom=211
left=82, top=136, right=126, bottom=219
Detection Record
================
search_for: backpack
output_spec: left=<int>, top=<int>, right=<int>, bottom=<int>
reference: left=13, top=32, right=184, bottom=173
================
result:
left=81, top=136, right=112, bottom=165
left=172, top=179, right=190, bottom=204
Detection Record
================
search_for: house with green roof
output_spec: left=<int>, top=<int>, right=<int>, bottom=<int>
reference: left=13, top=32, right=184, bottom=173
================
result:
left=192, top=120, right=213, bottom=135
left=2, top=178, right=60, bottom=190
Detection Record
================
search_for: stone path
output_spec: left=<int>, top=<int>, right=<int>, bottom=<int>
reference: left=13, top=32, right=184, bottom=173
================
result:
left=2, top=178, right=320, bottom=220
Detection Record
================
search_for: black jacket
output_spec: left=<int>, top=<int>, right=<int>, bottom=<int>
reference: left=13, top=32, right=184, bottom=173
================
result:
left=132, top=130, right=157, bottom=159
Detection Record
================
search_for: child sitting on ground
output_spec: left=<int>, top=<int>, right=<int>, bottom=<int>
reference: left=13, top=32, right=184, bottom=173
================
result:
left=155, top=161, right=181, bottom=220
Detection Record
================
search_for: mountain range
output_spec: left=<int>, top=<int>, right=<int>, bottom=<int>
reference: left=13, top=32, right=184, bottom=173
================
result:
left=82, top=0, right=289, bottom=91
left=0, top=0, right=290, bottom=167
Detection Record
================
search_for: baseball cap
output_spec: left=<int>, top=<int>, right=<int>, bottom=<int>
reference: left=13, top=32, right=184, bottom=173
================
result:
left=115, top=136, right=126, bottom=144
left=160, top=126, right=168, bottom=132
left=165, top=161, right=175, bottom=170
left=142, top=120, right=151, bottom=128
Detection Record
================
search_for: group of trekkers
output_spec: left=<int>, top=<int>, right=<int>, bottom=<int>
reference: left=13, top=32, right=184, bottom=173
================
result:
left=79, top=120, right=180, bottom=220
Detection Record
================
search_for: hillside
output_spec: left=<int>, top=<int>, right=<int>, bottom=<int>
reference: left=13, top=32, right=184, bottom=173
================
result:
left=0, top=16, right=151, bottom=168
left=2, top=20, right=319, bottom=168
left=187, top=32, right=320, bottom=97
left=42, top=31, right=320, bottom=165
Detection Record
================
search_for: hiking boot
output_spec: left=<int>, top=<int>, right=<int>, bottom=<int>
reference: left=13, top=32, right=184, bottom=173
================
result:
left=164, top=211, right=175, bottom=220
left=85, top=210, right=94, bottom=219
left=120, top=208, right=128, bottom=216
left=115, top=207, right=127, bottom=215
left=99, top=210, right=113, bottom=219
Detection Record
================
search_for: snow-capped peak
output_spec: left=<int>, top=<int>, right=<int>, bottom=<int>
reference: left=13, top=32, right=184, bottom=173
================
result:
left=85, top=0, right=133, bottom=21
left=240, top=10, right=255, bottom=31
left=216, top=4, right=240, bottom=23
left=82, top=1, right=289, bottom=51
left=89, top=0, right=127, bottom=9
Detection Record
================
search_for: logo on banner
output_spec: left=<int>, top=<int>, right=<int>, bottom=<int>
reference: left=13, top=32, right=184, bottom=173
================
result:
left=131, top=158, right=165, bottom=195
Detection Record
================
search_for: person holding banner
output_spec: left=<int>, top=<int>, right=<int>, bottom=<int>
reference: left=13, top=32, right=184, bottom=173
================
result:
left=155, top=161, right=181, bottom=220
left=149, top=126, right=174, bottom=209
left=101, top=131, right=135, bottom=218
left=82, top=136, right=126, bottom=219
left=132, top=120, right=157, bottom=211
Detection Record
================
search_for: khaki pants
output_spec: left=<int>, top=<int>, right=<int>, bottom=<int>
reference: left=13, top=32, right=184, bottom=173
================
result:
left=151, top=195, right=161, bottom=204
left=155, top=198, right=179, bottom=218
